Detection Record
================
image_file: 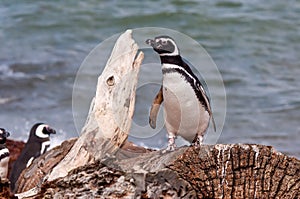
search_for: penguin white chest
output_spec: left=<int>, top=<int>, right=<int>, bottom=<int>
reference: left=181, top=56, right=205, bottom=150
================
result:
left=0, top=148, right=9, bottom=179
left=162, top=70, right=209, bottom=142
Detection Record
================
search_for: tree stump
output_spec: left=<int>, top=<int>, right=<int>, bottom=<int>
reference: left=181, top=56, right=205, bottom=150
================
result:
left=9, top=30, right=300, bottom=199
left=31, top=144, right=300, bottom=199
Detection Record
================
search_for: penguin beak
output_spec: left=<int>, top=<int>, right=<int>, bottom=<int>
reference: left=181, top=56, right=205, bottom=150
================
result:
left=146, top=39, right=155, bottom=47
left=146, top=38, right=163, bottom=51
left=45, top=126, right=56, bottom=135
left=4, top=131, right=10, bottom=138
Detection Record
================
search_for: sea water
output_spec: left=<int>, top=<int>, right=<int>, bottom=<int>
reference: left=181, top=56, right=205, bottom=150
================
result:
left=0, top=0, right=299, bottom=158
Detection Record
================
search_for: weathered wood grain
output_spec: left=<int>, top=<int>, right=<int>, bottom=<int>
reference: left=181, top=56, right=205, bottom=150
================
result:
left=35, top=144, right=300, bottom=199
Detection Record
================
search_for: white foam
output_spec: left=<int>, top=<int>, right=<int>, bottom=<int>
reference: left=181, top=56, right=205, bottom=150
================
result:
left=0, top=97, right=16, bottom=105
left=0, top=64, right=26, bottom=78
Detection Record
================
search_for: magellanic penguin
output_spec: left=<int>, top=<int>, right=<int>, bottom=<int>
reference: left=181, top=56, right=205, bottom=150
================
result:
left=0, top=128, right=10, bottom=181
left=9, top=123, right=56, bottom=193
left=146, top=36, right=216, bottom=151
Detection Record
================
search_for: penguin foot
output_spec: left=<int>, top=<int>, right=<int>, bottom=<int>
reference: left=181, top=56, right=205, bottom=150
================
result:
left=165, top=143, right=176, bottom=151
left=162, top=134, right=177, bottom=153
left=192, top=135, right=203, bottom=147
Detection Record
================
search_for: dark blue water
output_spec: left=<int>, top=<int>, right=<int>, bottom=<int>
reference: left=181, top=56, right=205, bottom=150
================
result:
left=0, top=0, right=299, bottom=158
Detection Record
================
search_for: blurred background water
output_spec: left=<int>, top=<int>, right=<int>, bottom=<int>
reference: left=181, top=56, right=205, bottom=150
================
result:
left=0, top=0, right=299, bottom=158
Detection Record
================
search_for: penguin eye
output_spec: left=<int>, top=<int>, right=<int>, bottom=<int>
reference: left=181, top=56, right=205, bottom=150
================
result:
left=42, top=127, right=48, bottom=134
left=162, top=40, right=168, bottom=45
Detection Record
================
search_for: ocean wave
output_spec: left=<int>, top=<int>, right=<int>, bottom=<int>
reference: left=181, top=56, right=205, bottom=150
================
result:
left=0, top=62, right=63, bottom=80
left=0, top=96, right=17, bottom=105
left=0, top=64, right=27, bottom=79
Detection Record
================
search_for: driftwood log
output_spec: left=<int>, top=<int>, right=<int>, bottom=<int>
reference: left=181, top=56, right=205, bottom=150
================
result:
left=5, top=30, right=299, bottom=198
left=38, top=144, right=300, bottom=198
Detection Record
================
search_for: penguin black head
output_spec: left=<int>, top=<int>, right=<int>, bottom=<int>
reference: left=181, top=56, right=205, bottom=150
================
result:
left=29, top=123, right=56, bottom=140
left=0, top=128, right=10, bottom=144
left=146, top=35, right=179, bottom=56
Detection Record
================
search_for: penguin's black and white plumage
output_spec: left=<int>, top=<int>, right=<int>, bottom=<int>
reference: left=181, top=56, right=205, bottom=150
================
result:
left=9, top=123, right=56, bottom=193
left=0, top=128, right=10, bottom=180
left=146, top=35, right=216, bottom=151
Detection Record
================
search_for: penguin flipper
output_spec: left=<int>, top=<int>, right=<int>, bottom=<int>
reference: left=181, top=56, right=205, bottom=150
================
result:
left=149, top=86, right=164, bottom=129
left=211, top=114, right=216, bottom=132
left=149, top=104, right=161, bottom=129
left=196, top=83, right=217, bottom=132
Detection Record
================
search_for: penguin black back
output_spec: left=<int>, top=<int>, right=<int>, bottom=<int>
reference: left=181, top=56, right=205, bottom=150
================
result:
left=9, top=123, right=56, bottom=193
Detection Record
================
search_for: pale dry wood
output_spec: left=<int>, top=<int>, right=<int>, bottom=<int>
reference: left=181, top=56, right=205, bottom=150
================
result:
left=47, top=29, right=144, bottom=182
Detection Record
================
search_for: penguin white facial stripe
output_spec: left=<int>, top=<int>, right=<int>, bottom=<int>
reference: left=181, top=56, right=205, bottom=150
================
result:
left=35, top=124, right=50, bottom=139
left=160, top=45, right=179, bottom=56
left=156, top=38, right=172, bottom=45
left=160, top=38, right=174, bottom=45
left=41, top=140, right=50, bottom=155
left=158, top=38, right=179, bottom=56
left=0, top=148, right=9, bottom=159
